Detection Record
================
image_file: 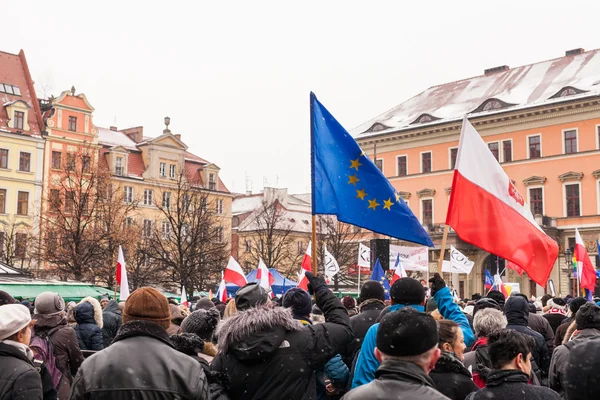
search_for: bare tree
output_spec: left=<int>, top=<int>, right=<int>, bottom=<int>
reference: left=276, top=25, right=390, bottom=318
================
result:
left=126, top=229, right=166, bottom=290
left=0, top=216, right=35, bottom=272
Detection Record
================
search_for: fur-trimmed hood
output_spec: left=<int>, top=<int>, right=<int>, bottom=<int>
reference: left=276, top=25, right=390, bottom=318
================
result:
left=75, top=296, right=103, bottom=328
left=217, top=305, right=303, bottom=362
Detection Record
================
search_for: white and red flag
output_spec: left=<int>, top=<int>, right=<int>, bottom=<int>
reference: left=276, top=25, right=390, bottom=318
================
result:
left=575, top=228, right=597, bottom=291
left=390, top=255, right=407, bottom=285
left=301, top=241, right=312, bottom=271
left=224, top=256, right=247, bottom=287
left=257, top=259, right=275, bottom=298
left=116, top=245, right=130, bottom=301
left=180, top=285, right=188, bottom=307
left=446, top=118, right=558, bottom=287
left=217, top=277, right=228, bottom=303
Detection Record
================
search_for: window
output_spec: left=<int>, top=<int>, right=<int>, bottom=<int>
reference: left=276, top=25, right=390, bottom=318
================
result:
left=169, top=164, right=176, bottom=179
left=297, top=241, right=304, bottom=255
left=82, top=155, right=91, bottom=173
left=244, top=240, right=251, bottom=252
left=66, top=153, right=76, bottom=171
left=488, top=142, right=499, bottom=161
left=17, top=191, right=28, bottom=215
left=564, top=129, right=577, bottom=154
left=200, top=197, right=207, bottom=212
left=449, top=148, right=458, bottom=169
left=529, top=188, right=543, bottom=216
left=259, top=239, right=264, bottom=252
left=421, top=152, right=432, bottom=173
left=397, top=156, right=407, bottom=176
left=49, top=189, right=61, bottom=211
left=216, top=227, right=224, bottom=243
left=0, top=232, right=4, bottom=257
left=0, top=149, right=7, bottom=169
left=81, top=193, right=89, bottom=214
left=115, top=157, right=123, bottom=176
left=182, top=194, right=190, bottom=210
left=565, top=184, right=580, bottom=217
left=51, top=151, right=62, bottom=169
left=14, top=111, right=24, bottom=130
left=209, top=173, right=216, bottom=190
left=162, top=221, right=171, bottom=239
left=0, top=189, right=5, bottom=213
left=143, top=189, right=153, bottom=206
left=68, top=116, right=77, bottom=132
left=568, top=237, right=576, bottom=253
left=143, top=220, right=153, bottom=237
left=124, top=186, right=134, bottom=203
left=422, top=199, right=433, bottom=226
left=15, top=233, right=27, bottom=259
left=375, top=159, right=383, bottom=172
left=124, top=217, right=134, bottom=228
left=216, top=199, right=224, bottom=214
left=19, top=152, right=30, bottom=172
left=159, top=162, right=166, bottom=177
left=64, top=191, right=74, bottom=213
left=162, top=192, right=171, bottom=208
left=528, top=135, right=541, bottom=159
left=502, top=140, right=512, bottom=162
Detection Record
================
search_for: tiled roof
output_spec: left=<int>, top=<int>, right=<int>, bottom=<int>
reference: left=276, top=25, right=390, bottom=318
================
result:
left=97, top=127, right=138, bottom=150
left=184, top=151, right=208, bottom=164
left=128, top=152, right=146, bottom=178
left=354, top=48, right=600, bottom=137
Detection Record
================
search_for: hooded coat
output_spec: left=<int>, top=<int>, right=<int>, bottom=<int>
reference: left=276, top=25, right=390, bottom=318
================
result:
left=101, top=300, right=122, bottom=348
left=430, top=352, right=478, bottom=400
left=343, top=299, right=385, bottom=367
left=211, top=287, right=353, bottom=400
left=0, top=341, right=43, bottom=400
left=466, top=370, right=559, bottom=400
left=73, top=297, right=104, bottom=351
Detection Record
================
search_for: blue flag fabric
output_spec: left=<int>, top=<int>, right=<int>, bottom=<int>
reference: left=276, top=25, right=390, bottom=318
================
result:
left=484, top=269, right=494, bottom=290
left=310, top=93, right=434, bottom=247
left=370, top=258, right=390, bottom=300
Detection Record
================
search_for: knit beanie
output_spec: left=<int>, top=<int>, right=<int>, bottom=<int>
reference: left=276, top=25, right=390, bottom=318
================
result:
left=473, top=297, right=501, bottom=317
left=342, top=296, right=356, bottom=310
left=0, top=290, right=16, bottom=306
left=359, top=280, right=385, bottom=303
left=283, top=287, right=312, bottom=318
left=123, top=287, right=171, bottom=330
left=181, top=308, right=221, bottom=341
left=195, top=298, right=216, bottom=310
left=549, top=297, right=567, bottom=311
left=389, top=278, right=426, bottom=305
left=569, top=297, right=588, bottom=315
left=235, top=282, right=269, bottom=311
left=34, top=292, right=65, bottom=315
left=376, top=307, right=438, bottom=357
left=564, top=337, right=600, bottom=399
left=0, top=304, right=31, bottom=340
left=486, top=291, right=506, bottom=308
left=576, top=303, right=600, bottom=330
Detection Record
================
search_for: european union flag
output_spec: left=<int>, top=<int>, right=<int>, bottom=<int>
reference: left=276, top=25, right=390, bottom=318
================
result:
left=370, top=258, right=390, bottom=300
left=484, top=269, right=494, bottom=290
left=310, top=93, right=433, bottom=247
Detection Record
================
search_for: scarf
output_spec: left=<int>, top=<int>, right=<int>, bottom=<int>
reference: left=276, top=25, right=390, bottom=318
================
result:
left=1, top=339, right=35, bottom=360
left=547, top=308, right=566, bottom=316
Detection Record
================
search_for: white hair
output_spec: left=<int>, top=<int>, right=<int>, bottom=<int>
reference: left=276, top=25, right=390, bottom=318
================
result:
left=380, top=345, right=438, bottom=369
left=474, top=308, right=507, bottom=337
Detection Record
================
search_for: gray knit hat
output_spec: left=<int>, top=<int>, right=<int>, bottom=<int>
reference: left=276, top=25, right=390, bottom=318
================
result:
left=34, top=292, right=65, bottom=315
left=181, top=308, right=221, bottom=341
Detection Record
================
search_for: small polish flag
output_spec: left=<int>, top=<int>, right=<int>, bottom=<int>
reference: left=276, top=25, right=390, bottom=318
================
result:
left=208, top=289, right=213, bottom=300
left=257, top=259, right=275, bottom=298
left=391, top=254, right=407, bottom=285
left=576, top=228, right=597, bottom=291
left=298, top=268, right=309, bottom=291
left=217, top=278, right=228, bottom=303
left=494, top=274, right=510, bottom=298
left=224, top=256, right=247, bottom=287
left=116, top=246, right=130, bottom=301
left=180, top=285, right=188, bottom=307
left=301, top=241, right=312, bottom=272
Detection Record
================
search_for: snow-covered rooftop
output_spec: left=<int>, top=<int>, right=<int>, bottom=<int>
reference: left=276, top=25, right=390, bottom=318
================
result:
left=97, top=127, right=138, bottom=149
left=353, top=48, right=600, bottom=137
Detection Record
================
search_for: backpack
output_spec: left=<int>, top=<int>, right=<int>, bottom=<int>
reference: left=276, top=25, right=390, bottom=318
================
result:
left=30, top=327, right=63, bottom=388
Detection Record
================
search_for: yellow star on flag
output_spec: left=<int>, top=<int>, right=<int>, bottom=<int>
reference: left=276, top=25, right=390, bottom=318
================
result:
left=383, top=198, right=394, bottom=211
left=350, top=158, right=362, bottom=170
left=368, top=198, right=380, bottom=210
left=356, top=188, right=368, bottom=200
left=348, top=174, right=360, bottom=186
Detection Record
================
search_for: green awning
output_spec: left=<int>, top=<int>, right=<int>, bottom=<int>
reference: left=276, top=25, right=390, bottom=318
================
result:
left=0, top=283, right=121, bottom=303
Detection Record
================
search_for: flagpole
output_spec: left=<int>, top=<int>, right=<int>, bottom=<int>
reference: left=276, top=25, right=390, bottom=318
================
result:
left=484, top=266, right=507, bottom=296
left=309, top=93, right=318, bottom=276
left=437, top=224, right=450, bottom=277
left=311, top=216, right=318, bottom=275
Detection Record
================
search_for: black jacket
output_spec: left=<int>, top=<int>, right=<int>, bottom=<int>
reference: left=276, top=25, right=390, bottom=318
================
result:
left=73, top=302, right=104, bottom=351
left=211, top=287, right=353, bottom=400
left=70, top=320, right=210, bottom=399
left=0, top=342, right=43, bottom=400
left=101, top=300, right=122, bottom=348
left=466, top=370, right=560, bottom=400
left=527, top=312, right=555, bottom=354
left=341, top=359, right=450, bottom=400
left=430, top=352, right=478, bottom=400
left=343, top=300, right=385, bottom=366
left=543, top=312, right=567, bottom=334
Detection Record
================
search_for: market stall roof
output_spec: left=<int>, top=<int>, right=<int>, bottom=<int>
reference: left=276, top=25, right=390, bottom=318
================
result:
left=0, top=282, right=120, bottom=302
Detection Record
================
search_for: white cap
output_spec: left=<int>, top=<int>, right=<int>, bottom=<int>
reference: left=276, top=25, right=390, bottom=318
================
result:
left=0, top=304, right=31, bottom=340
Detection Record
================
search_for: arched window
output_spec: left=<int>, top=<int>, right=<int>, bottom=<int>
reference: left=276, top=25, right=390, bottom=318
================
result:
left=410, top=114, right=440, bottom=125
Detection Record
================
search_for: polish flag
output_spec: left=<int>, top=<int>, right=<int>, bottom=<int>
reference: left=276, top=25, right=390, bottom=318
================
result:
left=506, top=260, right=524, bottom=276
left=298, top=268, right=309, bottom=291
left=446, top=118, right=558, bottom=287
left=224, top=257, right=247, bottom=287
left=217, top=278, right=228, bottom=303
left=494, top=273, right=510, bottom=298
left=575, top=228, right=597, bottom=291
left=301, top=241, right=312, bottom=271
left=256, top=259, right=275, bottom=289
left=180, top=285, right=188, bottom=307
left=115, top=245, right=130, bottom=301
left=391, top=255, right=407, bottom=285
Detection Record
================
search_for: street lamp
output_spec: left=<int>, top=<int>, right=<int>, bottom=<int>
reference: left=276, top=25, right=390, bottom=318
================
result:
left=564, top=248, right=575, bottom=296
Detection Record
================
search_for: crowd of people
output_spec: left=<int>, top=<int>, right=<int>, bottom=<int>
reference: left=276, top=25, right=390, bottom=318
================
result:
left=0, top=272, right=599, bottom=399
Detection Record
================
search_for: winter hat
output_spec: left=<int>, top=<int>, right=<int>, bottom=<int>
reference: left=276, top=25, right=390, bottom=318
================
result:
left=575, top=303, right=600, bottom=330
left=123, top=287, right=171, bottom=330
left=195, top=298, right=216, bottom=310
left=358, top=280, right=385, bottom=303
left=342, top=296, right=356, bottom=310
left=548, top=297, right=567, bottom=311
left=0, top=290, right=17, bottom=306
left=34, top=292, right=65, bottom=315
left=473, top=298, right=501, bottom=317
left=0, top=304, right=31, bottom=340
left=569, top=297, right=588, bottom=315
left=389, top=277, right=426, bottom=305
left=486, top=291, right=506, bottom=308
left=311, top=304, right=323, bottom=315
left=283, top=287, right=312, bottom=317
left=376, top=307, right=438, bottom=357
left=426, top=297, right=438, bottom=313
left=181, top=308, right=221, bottom=341
left=564, top=337, right=600, bottom=399
left=235, top=282, right=269, bottom=311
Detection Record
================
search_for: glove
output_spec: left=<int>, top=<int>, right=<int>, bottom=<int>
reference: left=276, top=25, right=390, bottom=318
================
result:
left=428, top=273, right=446, bottom=297
left=305, top=271, right=328, bottom=296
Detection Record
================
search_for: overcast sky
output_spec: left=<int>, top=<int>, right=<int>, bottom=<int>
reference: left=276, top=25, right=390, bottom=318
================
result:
left=5, top=1, right=600, bottom=194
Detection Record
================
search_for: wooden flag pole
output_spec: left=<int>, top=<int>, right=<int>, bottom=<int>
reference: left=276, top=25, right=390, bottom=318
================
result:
left=312, top=215, right=318, bottom=275
left=114, top=284, right=117, bottom=301
left=437, top=224, right=450, bottom=276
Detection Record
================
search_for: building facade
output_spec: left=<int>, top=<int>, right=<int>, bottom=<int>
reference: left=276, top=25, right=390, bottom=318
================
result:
left=354, top=48, right=600, bottom=298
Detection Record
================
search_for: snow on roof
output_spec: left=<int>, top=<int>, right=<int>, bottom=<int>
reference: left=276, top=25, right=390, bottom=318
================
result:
left=238, top=208, right=313, bottom=233
left=353, top=49, right=600, bottom=137
left=97, top=127, right=138, bottom=149
left=232, top=195, right=264, bottom=215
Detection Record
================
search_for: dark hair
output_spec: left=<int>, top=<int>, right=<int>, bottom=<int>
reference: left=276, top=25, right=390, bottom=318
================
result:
left=540, top=294, right=553, bottom=307
left=512, top=292, right=528, bottom=301
left=473, top=297, right=501, bottom=317
left=487, top=290, right=506, bottom=307
left=471, top=293, right=482, bottom=301
left=488, top=329, right=535, bottom=369
left=437, top=319, right=459, bottom=348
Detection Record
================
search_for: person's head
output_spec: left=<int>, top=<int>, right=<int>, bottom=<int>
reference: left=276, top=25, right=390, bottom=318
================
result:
left=540, top=294, right=553, bottom=307
left=215, top=303, right=226, bottom=318
left=473, top=308, right=508, bottom=338
left=575, top=302, right=600, bottom=331
left=0, top=290, right=17, bottom=306
left=235, top=283, right=269, bottom=311
left=488, top=329, right=535, bottom=376
left=358, top=280, right=385, bottom=304
left=223, top=299, right=237, bottom=319
left=425, top=297, right=437, bottom=313
left=472, top=297, right=501, bottom=317
left=342, top=296, right=356, bottom=311
left=471, top=293, right=482, bottom=301
left=568, top=297, right=588, bottom=317
left=437, top=319, right=466, bottom=360
left=504, top=295, right=529, bottom=324
left=375, top=307, right=440, bottom=373
left=123, top=287, right=171, bottom=330
left=390, top=278, right=426, bottom=306
left=180, top=308, right=220, bottom=341
left=564, top=337, right=600, bottom=400
left=195, top=298, right=216, bottom=311
left=100, top=296, right=109, bottom=309
left=486, top=290, right=506, bottom=309
left=282, top=287, right=312, bottom=319
left=34, top=292, right=65, bottom=316
left=0, top=304, right=33, bottom=345
left=548, top=297, right=567, bottom=312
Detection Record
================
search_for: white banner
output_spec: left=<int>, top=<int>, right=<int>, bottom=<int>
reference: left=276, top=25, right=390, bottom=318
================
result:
left=357, top=243, right=429, bottom=272
left=358, top=243, right=370, bottom=268
left=441, top=246, right=474, bottom=274
left=324, top=247, right=340, bottom=278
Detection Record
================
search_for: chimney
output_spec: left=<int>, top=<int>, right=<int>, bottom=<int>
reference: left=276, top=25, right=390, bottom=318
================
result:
left=565, top=48, right=584, bottom=56
left=120, top=126, right=144, bottom=143
left=110, top=126, right=118, bottom=131
left=484, top=65, right=510, bottom=76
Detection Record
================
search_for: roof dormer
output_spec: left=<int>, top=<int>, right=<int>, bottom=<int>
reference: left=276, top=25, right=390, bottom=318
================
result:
left=4, top=100, right=31, bottom=131
left=108, top=146, right=129, bottom=177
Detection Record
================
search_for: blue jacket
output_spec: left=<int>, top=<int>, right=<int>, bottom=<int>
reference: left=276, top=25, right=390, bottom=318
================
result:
left=73, top=302, right=104, bottom=351
left=350, top=287, right=475, bottom=388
